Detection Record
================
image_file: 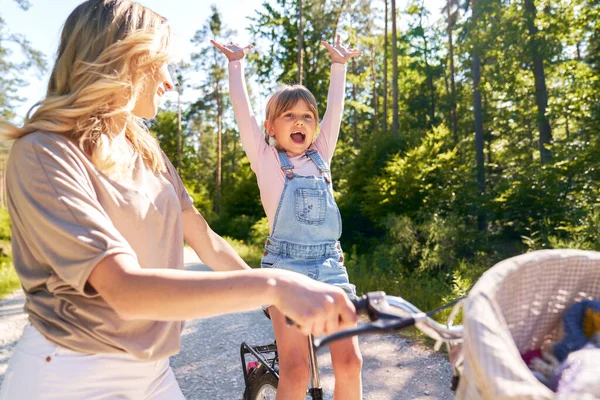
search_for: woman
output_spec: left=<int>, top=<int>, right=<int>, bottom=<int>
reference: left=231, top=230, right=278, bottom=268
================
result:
left=0, top=1, right=355, bottom=399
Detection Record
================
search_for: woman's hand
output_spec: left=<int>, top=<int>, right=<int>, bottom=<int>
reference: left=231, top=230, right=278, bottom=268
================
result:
left=270, top=270, right=357, bottom=336
left=321, top=34, right=362, bottom=64
left=210, top=40, right=253, bottom=62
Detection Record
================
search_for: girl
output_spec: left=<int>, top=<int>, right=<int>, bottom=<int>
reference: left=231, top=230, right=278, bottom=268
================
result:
left=0, top=1, right=356, bottom=399
left=212, top=36, right=363, bottom=399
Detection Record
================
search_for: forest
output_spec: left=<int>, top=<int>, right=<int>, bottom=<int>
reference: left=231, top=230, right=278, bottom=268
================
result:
left=1, top=0, right=599, bottom=307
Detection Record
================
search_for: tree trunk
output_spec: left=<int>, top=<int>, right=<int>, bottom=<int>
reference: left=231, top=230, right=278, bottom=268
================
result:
left=383, top=0, right=389, bottom=133
left=352, top=57, right=359, bottom=146
left=391, top=0, right=399, bottom=137
left=422, top=33, right=436, bottom=127
left=297, top=0, right=304, bottom=84
left=332, top=0, right=346, bottom=42
left=177, top=85, right=182, bottom=173
left=215, top=82, right=223, bottom=215
left=524, top=0, right=552, bottom=164
left=371, top=44, right=379, bottom=134
left=447, top=0, right=458, bottom=144
left=472, top=0, right=486, bottom=231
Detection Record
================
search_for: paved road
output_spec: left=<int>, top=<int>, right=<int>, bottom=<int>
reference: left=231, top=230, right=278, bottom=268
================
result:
left=0, top=248, right=454, bottom=399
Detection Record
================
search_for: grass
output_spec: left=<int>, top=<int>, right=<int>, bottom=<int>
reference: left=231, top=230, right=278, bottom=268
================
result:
left=0, top=252, right=19, bottom=299
left=0, top=208, right=20, bottom=300
left=223, top=236, right=263, bottom=268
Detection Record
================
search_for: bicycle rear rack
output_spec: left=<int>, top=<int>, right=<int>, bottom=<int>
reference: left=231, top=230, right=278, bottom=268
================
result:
left=240, top=342, right=279, bottom=390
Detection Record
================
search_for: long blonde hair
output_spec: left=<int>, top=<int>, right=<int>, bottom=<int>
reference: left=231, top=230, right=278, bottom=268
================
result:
left=0, top=0, right=173, bottom=175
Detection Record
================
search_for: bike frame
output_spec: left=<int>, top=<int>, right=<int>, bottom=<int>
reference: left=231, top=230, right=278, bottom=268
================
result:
left=241, top=292, right=465, bottom=399
left=240, top=334, right=324, bottom=399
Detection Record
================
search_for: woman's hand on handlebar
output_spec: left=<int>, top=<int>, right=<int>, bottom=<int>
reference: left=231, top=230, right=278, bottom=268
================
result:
left=270, top=271, right=357, bottom=336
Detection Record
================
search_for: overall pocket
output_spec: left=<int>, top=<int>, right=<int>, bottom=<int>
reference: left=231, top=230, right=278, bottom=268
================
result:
left=294, top=188, right=327, bottom=225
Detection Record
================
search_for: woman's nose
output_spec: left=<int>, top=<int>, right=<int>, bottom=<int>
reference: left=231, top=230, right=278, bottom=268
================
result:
left=160, top=64, right=174, bottom=91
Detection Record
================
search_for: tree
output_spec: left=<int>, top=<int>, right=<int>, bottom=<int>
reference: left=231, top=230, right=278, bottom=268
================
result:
left=469, top=0, right=486, bottom=231
left=443, top=0, right=460, bottom=144
left=190, top=5, right=232, bottom=215
left=249, top=0, right=348, bottom=103
left=391, top=0, right=399, bottom=137
left=0, top=0, right=46, bottom=120
left=524, top=0, right=552, bottom=164
left=382, top=0, right=389, bottom=132
left=297, top=0, right=304, bottom=83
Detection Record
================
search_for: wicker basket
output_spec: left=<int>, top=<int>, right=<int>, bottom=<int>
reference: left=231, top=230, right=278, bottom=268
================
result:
left=456, top=249, right=600, bottom=400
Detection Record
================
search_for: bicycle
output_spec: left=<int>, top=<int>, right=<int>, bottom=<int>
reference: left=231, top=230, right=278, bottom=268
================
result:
left=240, top=292, right=466, bottom=400
left=240, top=249, right=600, bottom=400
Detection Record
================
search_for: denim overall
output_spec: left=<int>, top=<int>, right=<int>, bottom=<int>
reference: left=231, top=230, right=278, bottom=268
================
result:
left=261, top=150, right=356, bottom=297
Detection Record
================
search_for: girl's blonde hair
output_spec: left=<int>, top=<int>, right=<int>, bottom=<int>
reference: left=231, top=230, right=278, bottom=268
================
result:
left=264, top=85, right=319, bottom=144
left=0, top=0, right=173, bottom=175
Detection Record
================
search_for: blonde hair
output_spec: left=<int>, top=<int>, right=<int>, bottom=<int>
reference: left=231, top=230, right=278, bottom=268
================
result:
left=0, top=0, right=173, bottom=175
left=264, top=85, right=319, bottom=145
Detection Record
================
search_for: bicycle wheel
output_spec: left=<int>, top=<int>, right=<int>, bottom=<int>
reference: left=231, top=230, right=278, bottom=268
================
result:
left=244, top=365, right=278, bottom=400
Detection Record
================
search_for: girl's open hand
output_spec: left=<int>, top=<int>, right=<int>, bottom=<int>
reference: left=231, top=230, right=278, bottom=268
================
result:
left=210, top=40, right=253, bottom=62
left=321, top=34, right=362, bottom=64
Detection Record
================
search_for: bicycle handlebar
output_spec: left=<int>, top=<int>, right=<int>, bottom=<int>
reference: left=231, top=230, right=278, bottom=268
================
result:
left=312, top=291, right=464, bottom=350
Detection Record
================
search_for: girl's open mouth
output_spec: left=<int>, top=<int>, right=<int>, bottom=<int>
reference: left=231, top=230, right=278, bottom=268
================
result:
left=290, top=132, right=305, bottom=143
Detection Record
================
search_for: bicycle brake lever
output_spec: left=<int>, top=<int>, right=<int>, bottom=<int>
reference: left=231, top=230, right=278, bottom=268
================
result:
left=313, top=316, right=416, bottom=350
left=285, top=291, right=391, bottom=330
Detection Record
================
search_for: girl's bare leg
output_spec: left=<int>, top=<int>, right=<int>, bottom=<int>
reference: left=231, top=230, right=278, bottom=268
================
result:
left=330, top=336, right=363, bottom=400
left=269, top=307, right=310, bottom=400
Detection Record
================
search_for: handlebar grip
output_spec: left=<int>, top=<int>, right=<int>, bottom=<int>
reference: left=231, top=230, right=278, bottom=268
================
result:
left=351, top=295, right=368, bottom=315
left=285, top=294, right=369, bottom=328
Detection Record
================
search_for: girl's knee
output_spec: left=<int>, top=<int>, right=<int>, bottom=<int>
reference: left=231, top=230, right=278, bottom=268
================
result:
left=334, top=350, right=363, bottom=376
left=279, top=356, right=310, bottom=382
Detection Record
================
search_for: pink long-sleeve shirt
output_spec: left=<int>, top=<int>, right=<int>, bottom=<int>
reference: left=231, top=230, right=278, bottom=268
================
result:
left=228, top=60, right=347, bottom=233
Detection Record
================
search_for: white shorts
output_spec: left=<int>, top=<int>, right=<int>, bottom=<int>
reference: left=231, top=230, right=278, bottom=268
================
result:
left=0, top=323, right=185, bottom=400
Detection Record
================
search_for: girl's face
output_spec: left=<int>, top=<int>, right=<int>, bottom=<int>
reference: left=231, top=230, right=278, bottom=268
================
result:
left=265, top=99, right=317, bottom=157
left=132, top=63, right=173, bottom=119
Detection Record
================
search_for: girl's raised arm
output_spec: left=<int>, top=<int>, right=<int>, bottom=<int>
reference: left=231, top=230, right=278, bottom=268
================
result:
left=211, top=40, right=265, bottom=172
left=315, top=35, right=362, bottom=162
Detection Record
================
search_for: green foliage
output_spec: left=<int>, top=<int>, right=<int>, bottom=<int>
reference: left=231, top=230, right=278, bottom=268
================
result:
left=0, top=4, right=47, bottom=121
left=345, top=241, right=492, bottom=314
left=138, top=0, right=600, bottom=310
left=223, top=237, right=263, bottom=268
left=363, top=125, right=461, bottom=220
left=0, top=208, right=18, bottom=299
left=249, top=217, right=270, bottom=246
left=0, top=208, right=12, bottom=241
left=0, top=254, right=19, bottom=300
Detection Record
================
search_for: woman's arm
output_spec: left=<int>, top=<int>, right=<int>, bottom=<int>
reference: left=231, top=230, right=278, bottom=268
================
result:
left=88, top=253, right=356, bottom=336
left=182, top=206, right=251, bottom=271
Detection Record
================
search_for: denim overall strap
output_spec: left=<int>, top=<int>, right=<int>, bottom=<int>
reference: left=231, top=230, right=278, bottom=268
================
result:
left=270, top=150, right=342, bottom=245
left=305, top=149, right=331, bottom=183
left=277, top=151, right=295, bottom=180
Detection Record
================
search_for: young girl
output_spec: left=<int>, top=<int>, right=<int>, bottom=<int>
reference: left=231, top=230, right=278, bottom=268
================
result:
left=212, top=36, right=363, bottom=399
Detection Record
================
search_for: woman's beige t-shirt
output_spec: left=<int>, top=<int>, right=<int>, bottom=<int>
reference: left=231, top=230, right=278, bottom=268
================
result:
left=6, top=132, right=194, bottom=361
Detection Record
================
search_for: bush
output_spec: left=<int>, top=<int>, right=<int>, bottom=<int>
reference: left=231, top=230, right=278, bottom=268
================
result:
left=223, top=237, right=262, bottom=268
left=0, top=254, right=19, bottom=299
left=0, top=208, right=18, bottom=299
left=0, top=208, right=11, bottom=242
left=249, top=217, right=269, bottom=246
